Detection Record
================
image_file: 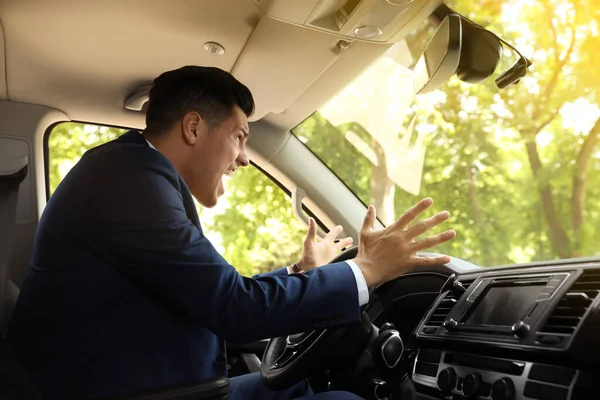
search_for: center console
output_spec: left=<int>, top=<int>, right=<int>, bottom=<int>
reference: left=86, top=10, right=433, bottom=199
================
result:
left=410, top=264, right=600, bottom=399
left=413, top=349, right=584, bottom=400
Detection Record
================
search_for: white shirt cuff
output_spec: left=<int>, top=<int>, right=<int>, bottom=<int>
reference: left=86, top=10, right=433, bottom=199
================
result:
left=345, top=259, right=369, bottom=306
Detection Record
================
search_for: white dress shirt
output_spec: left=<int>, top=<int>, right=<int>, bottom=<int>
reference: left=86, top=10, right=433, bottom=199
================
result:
left=144, top=136, right=369, bottom=306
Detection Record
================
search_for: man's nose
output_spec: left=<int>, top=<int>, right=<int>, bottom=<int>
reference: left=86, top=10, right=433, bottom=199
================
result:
left=237, top=148, right=249, bottom=167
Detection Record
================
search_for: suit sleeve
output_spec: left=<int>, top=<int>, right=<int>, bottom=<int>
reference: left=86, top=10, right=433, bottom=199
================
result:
left=85, top=148, right=361, bottom=343
left=254, top=267, right=289, bottom=278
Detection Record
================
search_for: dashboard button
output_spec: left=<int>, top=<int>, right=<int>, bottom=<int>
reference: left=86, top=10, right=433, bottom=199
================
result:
left=541, top=287, right=555, bottom=296
left=418, top=349, right=442, bottom=363
left=492, top=378, right=515, bottom=400
left=462, top=372, right=483, bottom=399
left=529, top=364, right=575, bottom=387
left=511, top=321, right=531, bottom=338
left=437, top=367, right=457, bottom=395
left=537, top=335, right=562, bottom=345
left=443, top=318, right=458, bottom=330
left=422, top=327, right=436, bottom=334
left=524, top=381, right=568, bottom=400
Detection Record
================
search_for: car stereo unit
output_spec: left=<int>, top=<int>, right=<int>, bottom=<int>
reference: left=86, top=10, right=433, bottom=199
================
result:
left=418, top=272, right=572, bottom=346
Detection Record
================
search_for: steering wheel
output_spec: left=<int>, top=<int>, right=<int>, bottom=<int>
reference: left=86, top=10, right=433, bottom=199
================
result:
left=260, top=246, right=368, bottom=390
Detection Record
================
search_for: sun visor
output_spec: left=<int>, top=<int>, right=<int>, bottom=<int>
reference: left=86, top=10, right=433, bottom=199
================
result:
left=231, top=16, right=345, bottom=121
left=250, top=0, right=443, bottom=43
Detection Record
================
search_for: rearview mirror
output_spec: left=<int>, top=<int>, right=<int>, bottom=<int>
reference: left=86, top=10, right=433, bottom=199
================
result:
left=413, top=14, right=462, bottom=95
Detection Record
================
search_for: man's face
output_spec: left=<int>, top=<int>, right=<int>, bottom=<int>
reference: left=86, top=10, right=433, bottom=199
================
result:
left=182, top=106, right=250, bottom=207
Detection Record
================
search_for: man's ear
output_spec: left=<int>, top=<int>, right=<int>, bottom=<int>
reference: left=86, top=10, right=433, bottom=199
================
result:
left=181, top=112, right=207, bottom=145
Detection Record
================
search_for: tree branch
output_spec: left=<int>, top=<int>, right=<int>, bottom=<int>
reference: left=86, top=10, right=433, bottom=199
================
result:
left=524, top=140, right=571, bottom=258
left=532, top=26, right=577, bottom=121
left=519, top=19, right=579, bottom=259
left=466, top=162, right=492, bottom=266
left=536, top=108, right=562, bottom=134
left=546, top=27, right=577, bottom=98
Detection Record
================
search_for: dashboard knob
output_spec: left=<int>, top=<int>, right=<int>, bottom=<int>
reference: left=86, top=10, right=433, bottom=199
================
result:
left=443, top=318, right=458, bottom=330
left=437, top=367, right=457, bottom=394
left=440, top=273, right=466, bottom=297
left=462, top=372, right=483, bottom=399
left=492, top=378, right=515, bottom=400
left=440, top=273, right=458, bottom=292
left=511, top=321, right=530, bottom=338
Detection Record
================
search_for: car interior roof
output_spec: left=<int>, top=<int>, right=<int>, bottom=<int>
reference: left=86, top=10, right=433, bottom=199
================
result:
left=0, top=0, right=441, bottom=131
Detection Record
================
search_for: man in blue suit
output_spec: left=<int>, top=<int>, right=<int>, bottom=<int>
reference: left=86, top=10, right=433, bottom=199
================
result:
left=7, top=66, right=455, bottom=399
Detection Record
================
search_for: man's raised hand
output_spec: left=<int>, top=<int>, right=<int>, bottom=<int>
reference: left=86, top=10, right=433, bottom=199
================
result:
left=354, top=198, right=456, bottom=287
left=297, top=218, right=354, bottom=272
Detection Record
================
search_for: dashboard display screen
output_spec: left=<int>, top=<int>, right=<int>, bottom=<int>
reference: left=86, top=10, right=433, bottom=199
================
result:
left=465, top=285, right=544, bottom=326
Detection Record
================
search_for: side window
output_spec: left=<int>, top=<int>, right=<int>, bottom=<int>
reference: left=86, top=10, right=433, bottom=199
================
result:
left=47, top=122, right=306, bottom=276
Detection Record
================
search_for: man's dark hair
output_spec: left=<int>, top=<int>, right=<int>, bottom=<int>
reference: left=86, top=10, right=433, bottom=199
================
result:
left=144, top=66, right=255, bottom=136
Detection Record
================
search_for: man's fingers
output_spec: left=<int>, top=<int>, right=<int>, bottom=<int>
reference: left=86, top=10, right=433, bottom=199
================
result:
left=361, top=205, right=377, bottom=233
left=336, top=237, right=354, bottom=251
left=305, top=218, right=317, bottom=242
left=325, top=225, right=344, bottom=241
left=389, top=198, right=433, bottom=231
left=405, top=211, right=450, bottom=239
left=411, top=230, right=456, bottom=251
left=413, top=254, right=452, bottom=267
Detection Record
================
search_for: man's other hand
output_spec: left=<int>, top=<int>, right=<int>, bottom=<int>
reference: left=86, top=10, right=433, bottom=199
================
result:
left=354, top=198, right=456, bottom=287
left=298, top=218, right=354, bottom=272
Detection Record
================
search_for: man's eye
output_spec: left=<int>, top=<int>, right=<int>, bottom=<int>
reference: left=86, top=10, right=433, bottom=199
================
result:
left=236, top=135, right=242, bottom=142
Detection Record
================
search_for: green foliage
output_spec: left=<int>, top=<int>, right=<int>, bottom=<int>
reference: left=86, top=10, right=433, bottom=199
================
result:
left=48, top=123, right=126, bottom=194
left=293, top=114, right=372, bottom=204
left=295, top=0, right=600, bottom=266
left=201, top=167, right=306, bottom=276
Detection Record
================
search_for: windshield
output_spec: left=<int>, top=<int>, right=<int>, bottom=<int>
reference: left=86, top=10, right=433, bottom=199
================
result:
left=292, top=0, right=600, bottom=267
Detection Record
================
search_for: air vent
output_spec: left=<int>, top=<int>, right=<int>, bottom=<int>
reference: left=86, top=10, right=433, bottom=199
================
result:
left=425, top=278, right=474, bottom=326
left=570, top=269, right=600, bottom=299
left=537, top=269, right=600, bottom=341
left=459, top=278, right=475, bottom=291
left=426, top=294, right=457, bottom=326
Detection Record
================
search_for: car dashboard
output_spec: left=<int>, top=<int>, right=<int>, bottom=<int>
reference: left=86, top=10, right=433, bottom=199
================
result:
left=407, top=261, right=599, bottom=400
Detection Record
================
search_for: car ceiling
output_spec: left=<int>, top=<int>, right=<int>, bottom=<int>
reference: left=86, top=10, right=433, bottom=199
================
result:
left=0, top=0, right=440, bottom=131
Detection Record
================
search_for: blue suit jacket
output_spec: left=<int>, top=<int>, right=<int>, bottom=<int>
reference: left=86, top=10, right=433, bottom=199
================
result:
left=7, top=131, right=361, bottom=399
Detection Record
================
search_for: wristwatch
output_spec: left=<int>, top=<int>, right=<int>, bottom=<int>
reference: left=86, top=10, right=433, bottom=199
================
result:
left=289, top=263, right=303, bottom=274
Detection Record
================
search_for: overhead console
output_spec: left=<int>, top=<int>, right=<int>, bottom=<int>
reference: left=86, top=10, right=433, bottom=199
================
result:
left=411, top=264, right=600, bottom=399
left=250, top=0, right=443, bottom=43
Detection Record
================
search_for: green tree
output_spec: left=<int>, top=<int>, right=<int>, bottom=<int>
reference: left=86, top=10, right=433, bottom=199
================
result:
left=48, top=123, right=126, bottom=194
left=438, top=0, right=600, bottom=261
left=201, top=167, right=307, bottom=276
left=295, top=0, right=600, bottom=266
